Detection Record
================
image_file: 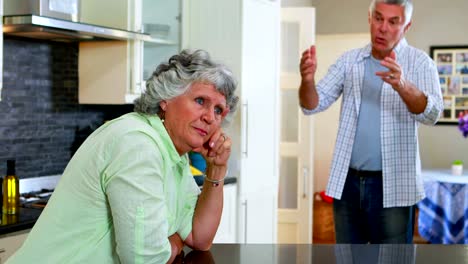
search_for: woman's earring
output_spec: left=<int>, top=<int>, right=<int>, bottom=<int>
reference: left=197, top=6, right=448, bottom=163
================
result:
left=160, top=111, right=165, bottom=123
left=160, top=102, right=167, bottom=123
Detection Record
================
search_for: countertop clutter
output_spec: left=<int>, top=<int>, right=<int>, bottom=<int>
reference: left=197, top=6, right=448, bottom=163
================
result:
left=0, top=207, right=42, bottom=235
left=1, top=189, right=50, bottom=235
left=1, top=175, right=54, bottom=236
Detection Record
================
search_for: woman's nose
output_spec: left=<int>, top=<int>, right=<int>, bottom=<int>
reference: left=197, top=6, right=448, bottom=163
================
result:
left=202, top=109, right=215, bottom=123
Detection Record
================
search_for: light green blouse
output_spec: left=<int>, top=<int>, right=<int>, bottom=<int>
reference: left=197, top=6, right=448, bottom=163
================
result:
left=8, top=113, right=201, bottom=264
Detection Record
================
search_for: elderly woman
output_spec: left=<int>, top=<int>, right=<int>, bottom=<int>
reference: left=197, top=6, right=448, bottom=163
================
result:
left=7, top=49, right=239, bottom=264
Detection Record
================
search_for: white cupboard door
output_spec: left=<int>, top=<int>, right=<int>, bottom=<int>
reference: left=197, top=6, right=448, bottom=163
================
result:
left=239, top=0, right=280, bottom=244
left=213, top=184, right=238, bottom=243
left=79, top=41, right=132, bottom=104
left=240, top=0, right=279, bottom=195
left=137, top=0, right=181, bottom=81
left=277, top=7, right=315, bottom=245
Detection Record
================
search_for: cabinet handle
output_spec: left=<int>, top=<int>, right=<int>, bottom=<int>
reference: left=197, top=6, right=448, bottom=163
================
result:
left=241, top=199, right=248, bottom=244
left=302, top=167, right=308, bottom=199
left=133, top=0, right=143, bottom=32
left=138, top=40, right=144, bottom=80
left=241, top=102, right=249, bottom=157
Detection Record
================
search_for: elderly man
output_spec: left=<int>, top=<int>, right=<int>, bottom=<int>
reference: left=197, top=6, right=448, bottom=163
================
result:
left=299, top=0, right=443, bottom=243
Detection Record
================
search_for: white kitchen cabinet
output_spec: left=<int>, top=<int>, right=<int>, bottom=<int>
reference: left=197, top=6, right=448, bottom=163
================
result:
left=78, top=0, right=181, bottom=104
left=213, top=184, right=237, bottom=243
left=183, top=0, right=280, bottom=243
left=133, top=0, right=181, bottom=82
left=0, top=229, right=30, bottom=263
left=79, top=41, right=136, bottom=104
left=80, top=0, right=128, bottom=30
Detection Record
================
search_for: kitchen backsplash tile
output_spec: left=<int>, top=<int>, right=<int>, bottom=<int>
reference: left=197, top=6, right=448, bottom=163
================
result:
left=0, top=37, right=133, bottom=179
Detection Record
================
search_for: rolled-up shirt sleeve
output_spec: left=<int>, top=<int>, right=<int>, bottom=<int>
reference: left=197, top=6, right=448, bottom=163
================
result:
left=104, top=132, right=171, bottom=264
left=411, top=59, right=444, bottom=125
left=301, top=53, right=347, bottom=115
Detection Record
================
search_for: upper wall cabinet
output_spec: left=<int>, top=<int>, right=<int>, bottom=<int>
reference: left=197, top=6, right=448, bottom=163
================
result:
left=79, top=40, right=134, bottom=104
left=134, top=0, right=181, bottom=82
left=80, top=0, right=128, bottom=30
left=78, top=0, right=181, bottom=104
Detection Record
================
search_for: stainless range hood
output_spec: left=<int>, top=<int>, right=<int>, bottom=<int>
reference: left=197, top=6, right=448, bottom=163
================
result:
left=3, top=15, right=151, bottom=42
left=2, top=0, right=151, bottom=42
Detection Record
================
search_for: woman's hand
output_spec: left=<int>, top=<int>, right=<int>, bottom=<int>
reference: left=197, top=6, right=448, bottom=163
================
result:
left=167, top=233, right=184, bottom=264
left=193, top=129, right=231, bottom=171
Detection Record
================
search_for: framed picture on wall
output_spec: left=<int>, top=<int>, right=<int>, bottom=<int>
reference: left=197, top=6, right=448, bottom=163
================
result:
left=430, top=45, right=468, bottom=124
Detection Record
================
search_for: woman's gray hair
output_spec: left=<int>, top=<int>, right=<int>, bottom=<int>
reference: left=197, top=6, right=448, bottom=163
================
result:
left=134, top=49, right=239, bottom=126
left=369, top=0, right=413, bottom=26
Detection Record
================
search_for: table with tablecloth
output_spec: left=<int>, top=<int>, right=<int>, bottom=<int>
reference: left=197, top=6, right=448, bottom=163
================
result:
left=417, top=170, right=468, bottom=244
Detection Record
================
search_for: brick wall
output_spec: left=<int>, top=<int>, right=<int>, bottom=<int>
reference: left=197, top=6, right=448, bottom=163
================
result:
left=0, top=37, right=133, bottom=179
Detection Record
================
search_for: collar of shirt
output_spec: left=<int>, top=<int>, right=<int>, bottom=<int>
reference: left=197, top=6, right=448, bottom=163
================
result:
left=142, top=113, right=189, bottom=169
left=357, top=38, right=409, bottom=63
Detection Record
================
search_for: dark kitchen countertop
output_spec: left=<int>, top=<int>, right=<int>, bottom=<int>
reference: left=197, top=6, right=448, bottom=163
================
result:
left=0, top=208, right=43, bottom=236
left=179, top=244, right=468, bottom=263
left=224, top=177, right=237, bottom=185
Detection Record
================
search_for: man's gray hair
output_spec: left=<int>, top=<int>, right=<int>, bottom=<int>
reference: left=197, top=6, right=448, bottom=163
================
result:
left=369, top=0, right=413, bottom=26
left=134, top=49, right=239, bottom=126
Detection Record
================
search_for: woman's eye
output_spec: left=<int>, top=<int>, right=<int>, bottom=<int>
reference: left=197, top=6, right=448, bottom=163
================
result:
left=195, top=97, right=204, bottom=105
left=214, top=107, right=223, bottom=115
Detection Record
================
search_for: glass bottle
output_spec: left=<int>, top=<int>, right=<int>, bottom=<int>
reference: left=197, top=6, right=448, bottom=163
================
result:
left=3, top=160, right=20, bottom=215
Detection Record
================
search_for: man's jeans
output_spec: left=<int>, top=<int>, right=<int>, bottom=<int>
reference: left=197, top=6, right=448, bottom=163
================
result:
left=333, top=168, right=414, bottom=244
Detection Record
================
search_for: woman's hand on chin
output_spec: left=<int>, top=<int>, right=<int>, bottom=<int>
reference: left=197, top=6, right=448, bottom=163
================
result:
left=192, top=129, right=230, bottom=169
